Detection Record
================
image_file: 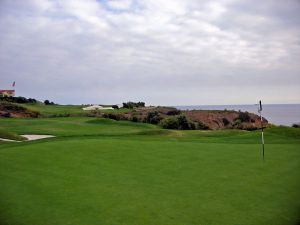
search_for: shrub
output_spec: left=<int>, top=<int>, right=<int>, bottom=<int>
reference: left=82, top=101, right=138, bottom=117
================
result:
left=27, top=98, right=37, bottom=103
left=196, top=121, right=209, bottom=130
left=44, top=100, right=55, bottom=105
left=0, top=96, right=37, bottom=104
left=146, top=111, right=162, bottom=124
left=241, top=124, right=258, bottom=131
left=292, top=123, right=300, bottom=128
left=177, top=114, right=193, bottom=130
left=122, top=101, right=145, bottom=109
left=236, top=111, right=251, bottom=122
left=234, top=119, right=242, bottom=126
left=222, top=118, right=230, bottom=126
left=103, top=113, right=124, bottom=121
left=131, top=116, right=139, bottom=122
left=160, top=114, right=196, bottom=130
left=159, top=117, right=179, bottom=129
left=166, top=109, right=181, bottom=116
left=1, top=112, right=11, bottom=118
left=137, top=102, right=145, bottom=107
left=49, top=113, right=70, bottom=118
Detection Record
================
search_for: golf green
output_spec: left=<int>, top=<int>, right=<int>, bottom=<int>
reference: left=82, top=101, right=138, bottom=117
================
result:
left=0, top=118, right=299, bottom=225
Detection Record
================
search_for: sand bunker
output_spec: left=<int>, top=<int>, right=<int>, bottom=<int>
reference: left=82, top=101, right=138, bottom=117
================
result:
left=0, top=138, right=21, bottom=142
left=21, top=135, right=55, bottom=141
left=0, top=135, right=55, bottom=142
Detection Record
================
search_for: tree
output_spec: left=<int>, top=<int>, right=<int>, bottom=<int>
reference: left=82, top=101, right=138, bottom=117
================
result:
left=122, top=101, right=145, bottom=109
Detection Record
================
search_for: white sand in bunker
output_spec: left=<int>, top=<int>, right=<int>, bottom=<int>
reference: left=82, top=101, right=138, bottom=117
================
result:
left=0, top=138, right=21, bottom=142
left=21, top=135, right=55, bottom=141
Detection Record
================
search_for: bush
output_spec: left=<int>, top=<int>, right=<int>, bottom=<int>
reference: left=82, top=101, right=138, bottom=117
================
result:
left=159, top=117, right=179, bottom=129
left=49, top=113, right=70, bottom=118
left=159, top=114, right=196, bottom=130
left=146, top=111, right=162, bottom=124
left=0, top=96, right=37, bottom=104
left=222, top=118, right=230, bottom=126
left=241, top=124, right=258, bottom=131
left=166, top=109, right=181, bottom=115
left=131, top=116, right=139, bottom=122
left=44, top=100, right=55, bottom=105
left=177, top=114, right=193, bottom=130
left=196, top=121, right=209, bottom=130
left=234, top=119, right=242, bottom=126
left=122, top=101, right=145, bottom=109
left=236, top=112, right=251, bottom=122
left=292, top=123, right=300, bottom=128
left=103, top=113, right=125, bottom=121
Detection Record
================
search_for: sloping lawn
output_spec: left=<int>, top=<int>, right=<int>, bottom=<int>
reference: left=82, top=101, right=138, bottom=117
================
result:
left=0, top=118, right=299, bottom=225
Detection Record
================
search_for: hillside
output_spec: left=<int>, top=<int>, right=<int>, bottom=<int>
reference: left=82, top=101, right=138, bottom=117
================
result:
left=100, top=106, right=268, bottom=130
left=0, top=100, right=268, bottom=130
left=0, top=102, right=39, bottom=118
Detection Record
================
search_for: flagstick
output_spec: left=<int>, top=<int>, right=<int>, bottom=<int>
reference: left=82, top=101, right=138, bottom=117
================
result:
left=259, top=100, right=265, bottom=161
left=12, top=81, right=15, bottom=96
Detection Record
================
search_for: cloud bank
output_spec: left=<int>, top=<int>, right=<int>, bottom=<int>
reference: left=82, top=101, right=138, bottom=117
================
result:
left=0, top=0, right=299, bottom=105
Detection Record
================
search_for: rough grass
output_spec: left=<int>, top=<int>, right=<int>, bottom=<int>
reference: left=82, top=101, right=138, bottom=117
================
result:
left=0, top=129, right=26, bottom=141
left=20, top=103, right=86, bottom=116
left=19, top=103, right=131, bottom=117
left=0, top=117, right=299, bottom=225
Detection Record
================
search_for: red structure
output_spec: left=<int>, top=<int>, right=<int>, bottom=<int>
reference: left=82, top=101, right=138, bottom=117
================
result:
left=0, top=90, right=15, bottom=97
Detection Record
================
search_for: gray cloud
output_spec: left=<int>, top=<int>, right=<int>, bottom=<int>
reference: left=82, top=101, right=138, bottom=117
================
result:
left=0, top=0, right=299, bottom=105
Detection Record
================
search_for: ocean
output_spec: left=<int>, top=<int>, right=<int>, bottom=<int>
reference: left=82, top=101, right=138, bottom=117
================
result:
left=175, top=104, right=300, bottom=126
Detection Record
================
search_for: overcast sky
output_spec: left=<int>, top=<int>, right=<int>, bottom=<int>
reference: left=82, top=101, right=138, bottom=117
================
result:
left=0, top=0, right=300, bottom=105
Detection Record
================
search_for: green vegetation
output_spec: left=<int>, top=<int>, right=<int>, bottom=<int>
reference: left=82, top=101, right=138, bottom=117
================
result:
left=0, top=116, right=299, bottom=225
left=44, top=99, right=55, bottom=105
left=292, top=123, right=300, bottom=128
left=0, top=96, right=37, bottom=104
left=122, top=101, right=145, bottom=109
left=0, top=98, right=132, bottom=117
left=21, top=103, right=85, bottom=117
left=20, top=103, right=131, bottom=117
left=159, top=114, right=197, bottom=130
left=146, top=111, right=162, bottom=124
left=0, top=129, right=26, bottom=141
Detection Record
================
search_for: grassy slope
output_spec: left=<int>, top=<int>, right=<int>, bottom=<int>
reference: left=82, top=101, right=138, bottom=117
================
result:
left=19, top=103, right=131, bottom=117
left=20, top=103, right=85, bottom=116
left=0, top=117, right=299, bottom=225
left=0, top=129, right=26, bottom=141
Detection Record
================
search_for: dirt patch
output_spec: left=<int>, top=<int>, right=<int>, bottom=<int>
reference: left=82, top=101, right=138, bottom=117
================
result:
left=184, top=110, right=267, bottom=130
left=0, top=102, right=39, bottom=118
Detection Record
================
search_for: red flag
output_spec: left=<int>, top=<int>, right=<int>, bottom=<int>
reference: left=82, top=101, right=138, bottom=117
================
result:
left=12, top=81, right=15, bottom=87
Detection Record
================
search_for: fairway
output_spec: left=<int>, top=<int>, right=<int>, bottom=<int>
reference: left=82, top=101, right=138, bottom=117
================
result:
left=0, top=118, right=299, bottom=225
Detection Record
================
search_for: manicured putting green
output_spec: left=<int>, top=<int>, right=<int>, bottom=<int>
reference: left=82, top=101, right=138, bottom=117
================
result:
left=0, top=118, right=299, bottom=225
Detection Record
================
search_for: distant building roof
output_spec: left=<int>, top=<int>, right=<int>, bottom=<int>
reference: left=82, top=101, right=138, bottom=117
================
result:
left=0, top=90, right=15, bottom=93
